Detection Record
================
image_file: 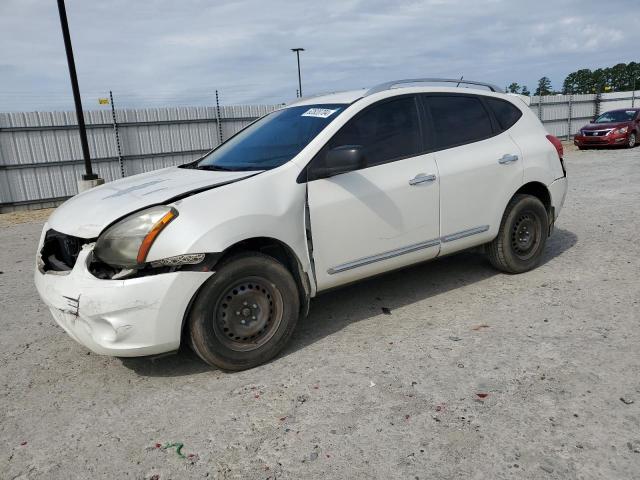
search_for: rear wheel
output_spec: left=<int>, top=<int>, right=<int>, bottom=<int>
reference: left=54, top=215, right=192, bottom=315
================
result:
left=486, top=194, right=549, bottom=274
left=188, top=252, right=300, bottom=371
left=627, top=132, right=637, bottom=148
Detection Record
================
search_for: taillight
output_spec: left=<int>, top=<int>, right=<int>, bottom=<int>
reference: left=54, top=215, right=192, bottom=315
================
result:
left=546, top=134, right=566, bottom=176
left=546, top=134, right=563, bottom=159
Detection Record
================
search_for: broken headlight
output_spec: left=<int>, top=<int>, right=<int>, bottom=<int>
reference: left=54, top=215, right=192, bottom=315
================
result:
left=94, top=206, right=178, bottom=268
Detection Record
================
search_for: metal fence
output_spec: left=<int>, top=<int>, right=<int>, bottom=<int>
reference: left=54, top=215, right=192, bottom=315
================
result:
left=0, top=105, right=279, bottom=212
left=530, top=90, right=639, bottom=138
left=1, top=89, right=639, bottom=212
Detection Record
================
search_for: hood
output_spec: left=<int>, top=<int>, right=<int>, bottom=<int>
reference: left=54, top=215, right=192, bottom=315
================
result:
left=582, top=121, right=630, bottom=131
left=48, top=166, right=261, bottom=238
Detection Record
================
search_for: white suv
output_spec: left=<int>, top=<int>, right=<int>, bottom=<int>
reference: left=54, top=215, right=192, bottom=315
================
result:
left=35, top=78, right=568, bottom=370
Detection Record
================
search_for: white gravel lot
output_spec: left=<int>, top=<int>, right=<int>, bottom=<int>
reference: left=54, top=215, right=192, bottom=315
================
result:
left=1, top=145, right=639, bottom=480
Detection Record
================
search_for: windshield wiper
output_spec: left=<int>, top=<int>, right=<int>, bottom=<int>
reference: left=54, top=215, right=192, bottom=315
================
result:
left=196, top=165, right=237, bottom=171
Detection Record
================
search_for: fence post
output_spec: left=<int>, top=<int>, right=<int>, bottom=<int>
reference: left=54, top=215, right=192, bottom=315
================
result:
left=594, top=92, right=602, bottom=118
left=109, top=91, right=125, bottom=177
left=215, top=90, right=223, bottom=145
left=537, top=95, right=543, bottom=121
left=567, top=94, right=573, bottom=140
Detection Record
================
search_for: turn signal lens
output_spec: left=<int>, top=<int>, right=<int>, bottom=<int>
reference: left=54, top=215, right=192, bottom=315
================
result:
left=136, top=209, right=177, bottom=264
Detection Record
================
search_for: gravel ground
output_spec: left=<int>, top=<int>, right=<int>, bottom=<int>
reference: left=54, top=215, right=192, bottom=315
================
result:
left=1, top=146, right=639, bottom=480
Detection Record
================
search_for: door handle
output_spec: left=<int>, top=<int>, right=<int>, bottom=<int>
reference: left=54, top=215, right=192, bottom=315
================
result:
left=409, top=173, right=436, bottom=186
left=498, top=154, right=519, bottom=164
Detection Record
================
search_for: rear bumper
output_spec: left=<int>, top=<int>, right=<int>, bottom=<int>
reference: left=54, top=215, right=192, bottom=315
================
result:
left=34, top=242, right=212, bottom=357
left=549, top=176, right=568, bottom=222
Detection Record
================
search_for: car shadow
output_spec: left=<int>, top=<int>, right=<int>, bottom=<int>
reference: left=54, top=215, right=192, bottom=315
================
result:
left=119, top=346, right=215, bottom=377
left=120, top=227, right=577, bottom=377
left=283, top=227, right=578, bottom=358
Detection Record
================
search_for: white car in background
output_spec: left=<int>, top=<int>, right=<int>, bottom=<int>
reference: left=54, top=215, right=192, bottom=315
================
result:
left=35, top=78, right=568, bottom=370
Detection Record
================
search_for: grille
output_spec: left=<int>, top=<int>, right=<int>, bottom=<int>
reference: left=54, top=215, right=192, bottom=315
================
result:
left=584, top=130, right=609, bottom=137
left=40, top=229, right=91, bottom=271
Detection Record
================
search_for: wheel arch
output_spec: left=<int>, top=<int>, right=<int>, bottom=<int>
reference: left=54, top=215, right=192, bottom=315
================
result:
left=180, top=236, right=311, bottom=347
left=508, top=181, right=554, bottom=233
left=513, top=181, right=551, bottom=211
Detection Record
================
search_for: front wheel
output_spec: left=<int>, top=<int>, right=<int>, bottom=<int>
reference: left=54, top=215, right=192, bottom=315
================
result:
left=486, top=194, right=549, bottom=274
left=188, top=252, right=300, bottom=371
left=627, top=132, right=637, bottom=148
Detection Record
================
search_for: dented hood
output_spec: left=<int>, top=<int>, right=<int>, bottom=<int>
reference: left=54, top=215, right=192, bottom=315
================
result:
left=48, top=166, right=260, bottom=238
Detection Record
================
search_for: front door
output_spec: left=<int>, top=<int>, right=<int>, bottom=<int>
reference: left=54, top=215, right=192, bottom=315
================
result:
left=306, top=95, right=440, bottom=291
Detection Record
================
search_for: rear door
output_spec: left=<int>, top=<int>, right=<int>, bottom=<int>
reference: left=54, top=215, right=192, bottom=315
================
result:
left=422, top=93, right=524, bottom=254
left=306, top=95, right=440, bottom=291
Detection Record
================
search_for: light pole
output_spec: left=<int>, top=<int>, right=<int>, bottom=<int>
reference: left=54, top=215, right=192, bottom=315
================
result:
left=291, top=48, right=304, bottom=97
left=57, top=0, right=103, bottom=191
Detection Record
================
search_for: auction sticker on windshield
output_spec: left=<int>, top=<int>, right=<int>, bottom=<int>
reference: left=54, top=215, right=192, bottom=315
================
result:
left=301, top=108, right=339, bottom=118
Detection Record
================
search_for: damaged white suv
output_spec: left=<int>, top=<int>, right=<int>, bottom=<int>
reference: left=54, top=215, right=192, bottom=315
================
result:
left=35, top=78, right=568, bottom=370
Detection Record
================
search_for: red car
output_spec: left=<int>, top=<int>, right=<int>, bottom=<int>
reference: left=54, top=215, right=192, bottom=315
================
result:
left=574, top=108, right=639, bottom=149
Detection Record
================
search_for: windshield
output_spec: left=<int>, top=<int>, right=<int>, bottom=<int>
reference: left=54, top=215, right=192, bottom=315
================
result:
left=191, top=104, right=347, bottom=171
left=594, top=110, right=637, bottom=123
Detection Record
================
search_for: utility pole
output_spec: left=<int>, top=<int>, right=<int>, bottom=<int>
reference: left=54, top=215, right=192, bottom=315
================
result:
left=291, top=48, right=304, bottom=97
left=57, top=0, right=103, bottom=191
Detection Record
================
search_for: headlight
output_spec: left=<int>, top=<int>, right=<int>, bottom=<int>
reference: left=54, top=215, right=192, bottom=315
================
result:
left=613, top=126, right=628, bottom=135
left=94, top=206, right=178, bottom=267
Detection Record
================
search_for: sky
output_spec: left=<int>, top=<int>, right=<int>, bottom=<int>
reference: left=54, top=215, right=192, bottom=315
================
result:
left=0, top=0, right=638, bottom=111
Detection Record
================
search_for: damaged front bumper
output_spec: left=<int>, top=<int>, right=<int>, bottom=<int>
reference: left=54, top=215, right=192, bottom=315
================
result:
left=34, top=240, right=213, bottom=357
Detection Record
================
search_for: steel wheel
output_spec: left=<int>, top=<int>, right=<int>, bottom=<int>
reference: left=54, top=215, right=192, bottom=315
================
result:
left=510, top=211, right=543, bottom=261
left=628, top=133, right=637, bottom=148
left=487, top=194, right=549, bottom=274
left=213, top=276, right=284, bottom=352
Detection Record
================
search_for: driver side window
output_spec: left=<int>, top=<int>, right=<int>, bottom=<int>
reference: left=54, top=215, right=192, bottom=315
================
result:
left=309, top=96, right=422, bottom=179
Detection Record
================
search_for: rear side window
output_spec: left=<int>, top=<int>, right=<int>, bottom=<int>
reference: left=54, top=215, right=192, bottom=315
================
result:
left=325, top=96, right=421, bottom=167
left=426, top=95, right=493, bottom=149
left=485, top=98, right=523, bottom=131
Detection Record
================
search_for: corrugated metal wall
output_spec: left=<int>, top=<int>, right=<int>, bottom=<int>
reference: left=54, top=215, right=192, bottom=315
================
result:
left=1, top=91, right=639, bottom=211
left=530, top=90, right=639, bottom=138
left=0, top=105, right=279, bottom=210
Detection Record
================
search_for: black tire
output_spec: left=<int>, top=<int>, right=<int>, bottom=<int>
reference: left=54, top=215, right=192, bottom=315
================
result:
left=188, top=252, right=300, bottom=371
left=627, top=132, right=637, bottom=148
left=486, top=194, right=549, bottom=274
left=577, top=146, right=586, bottom=150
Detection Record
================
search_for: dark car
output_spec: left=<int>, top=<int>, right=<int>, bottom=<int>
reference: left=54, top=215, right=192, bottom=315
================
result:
left=574, top=108, right=639, bottom=149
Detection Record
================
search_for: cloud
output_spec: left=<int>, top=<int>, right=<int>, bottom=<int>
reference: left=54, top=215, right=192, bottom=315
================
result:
left=0, top=0, right=638, bottom=111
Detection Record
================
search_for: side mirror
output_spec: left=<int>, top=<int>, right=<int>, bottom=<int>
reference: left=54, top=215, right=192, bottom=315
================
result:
left=309, top=145, right=365, bottom=180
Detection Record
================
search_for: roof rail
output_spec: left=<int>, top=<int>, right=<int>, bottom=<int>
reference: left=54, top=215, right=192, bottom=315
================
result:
left=365, top=78, right=503, bottom=96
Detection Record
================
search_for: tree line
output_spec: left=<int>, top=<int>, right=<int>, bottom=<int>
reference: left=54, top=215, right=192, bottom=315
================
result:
left=506, top=61, right=640, bottom=96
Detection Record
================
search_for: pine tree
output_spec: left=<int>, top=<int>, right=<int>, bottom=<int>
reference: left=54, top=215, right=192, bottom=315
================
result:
left=535, top=77, right=552, bottom=96
left=507, top=82, right=521, bottom=94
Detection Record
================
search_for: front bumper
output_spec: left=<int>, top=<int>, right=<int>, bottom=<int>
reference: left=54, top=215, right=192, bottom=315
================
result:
left=34, top=242, right=212, bottom=357
left=574, top=132, right=628, bottom=147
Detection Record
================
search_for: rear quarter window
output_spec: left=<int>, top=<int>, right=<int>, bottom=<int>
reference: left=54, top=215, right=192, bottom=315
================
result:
left=485, top=97, right=523, bottom=131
